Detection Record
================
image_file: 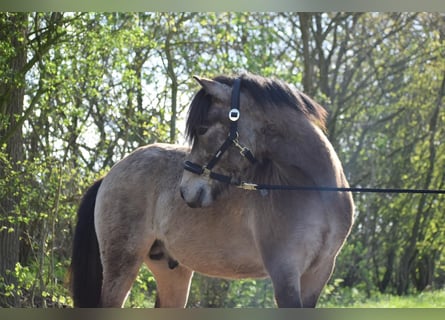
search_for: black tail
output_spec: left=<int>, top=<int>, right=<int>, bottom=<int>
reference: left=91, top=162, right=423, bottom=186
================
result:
left=70, top=178, right=103, bottom=307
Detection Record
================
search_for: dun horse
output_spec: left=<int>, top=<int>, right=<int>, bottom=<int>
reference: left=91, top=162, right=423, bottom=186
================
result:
left=70, top=73, right=354, bottom=308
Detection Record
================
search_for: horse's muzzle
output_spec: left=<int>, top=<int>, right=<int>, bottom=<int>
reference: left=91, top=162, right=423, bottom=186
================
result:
left=179, top=183, right=209, bottom=208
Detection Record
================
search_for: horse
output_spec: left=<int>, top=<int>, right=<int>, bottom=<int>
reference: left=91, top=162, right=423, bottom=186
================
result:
left=69, top=72, right=354, bottom=308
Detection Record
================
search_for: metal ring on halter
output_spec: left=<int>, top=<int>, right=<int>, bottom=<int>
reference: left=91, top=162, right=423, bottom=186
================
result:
left=229, top=109, right=240, bottom=121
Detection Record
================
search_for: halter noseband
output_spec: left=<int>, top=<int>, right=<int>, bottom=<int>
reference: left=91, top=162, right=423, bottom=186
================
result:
left=183, top=78, right=256, bottom=185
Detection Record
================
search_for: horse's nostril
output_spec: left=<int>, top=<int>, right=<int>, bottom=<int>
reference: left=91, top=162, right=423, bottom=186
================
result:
left=179, top=187, right=185, bottom=200
left=186, top=200, right=200, bottom=209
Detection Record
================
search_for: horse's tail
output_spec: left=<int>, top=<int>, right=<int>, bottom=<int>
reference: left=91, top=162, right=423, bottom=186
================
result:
left=69, top=178, right=103, bottom=307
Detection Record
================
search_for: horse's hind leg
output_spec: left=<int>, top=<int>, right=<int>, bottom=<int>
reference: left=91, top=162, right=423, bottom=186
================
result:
left=99, top=246, right=146, bottom=307
left=96, top=216, right=154, bottom=307
left=146, top=259, right=193, bottom=308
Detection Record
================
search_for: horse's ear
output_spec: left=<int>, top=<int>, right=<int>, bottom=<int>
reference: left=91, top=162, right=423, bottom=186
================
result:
left=193, top=75, right=206, bottom=87
left=193, top=76, right=231, bottom=102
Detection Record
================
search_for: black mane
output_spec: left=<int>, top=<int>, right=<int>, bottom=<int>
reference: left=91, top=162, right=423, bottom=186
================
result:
left=185, top=73, right=327, bottom=143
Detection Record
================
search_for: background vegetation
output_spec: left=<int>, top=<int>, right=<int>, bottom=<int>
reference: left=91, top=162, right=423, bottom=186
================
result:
left=1, top=12, right=444, bottom=307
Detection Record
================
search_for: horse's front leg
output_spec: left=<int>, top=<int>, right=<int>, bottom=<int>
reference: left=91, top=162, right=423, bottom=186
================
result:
left=262, top=253, right=304, bottom=307
left=256, top=225, right=306, bottom=307
left=260, top=236, right=305, bottom=308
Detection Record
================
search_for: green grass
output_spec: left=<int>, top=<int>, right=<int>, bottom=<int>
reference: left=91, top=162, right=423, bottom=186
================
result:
left=349, top=291, right=445, bottom=308
left=319, top=289, right=445, bottom=308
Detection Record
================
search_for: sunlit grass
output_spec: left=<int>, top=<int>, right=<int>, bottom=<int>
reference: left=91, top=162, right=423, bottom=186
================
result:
left=350, top=291, right=445, bottom=308
left=320, top=289, right=445, bottom=308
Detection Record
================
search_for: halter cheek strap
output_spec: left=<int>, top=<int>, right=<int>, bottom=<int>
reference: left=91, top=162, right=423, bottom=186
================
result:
left=183, top=78, right=256, bottom=185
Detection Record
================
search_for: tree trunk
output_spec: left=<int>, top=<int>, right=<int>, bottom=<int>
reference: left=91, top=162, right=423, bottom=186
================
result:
left=165, top=27, right=178, bottom=144
left=298, top=13, right=315, bottom=97
left=0, top=12, right=27, bottom=307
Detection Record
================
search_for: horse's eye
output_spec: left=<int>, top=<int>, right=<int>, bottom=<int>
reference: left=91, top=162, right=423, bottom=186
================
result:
left=196, top=126, right=208, bottom=136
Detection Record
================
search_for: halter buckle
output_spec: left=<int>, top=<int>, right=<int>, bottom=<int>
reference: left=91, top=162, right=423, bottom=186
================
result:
left=238, top=182, right=258, bottom=190
left=229, top=108, right=240, bottom=122
left=202, top=167, right=211, bottom=178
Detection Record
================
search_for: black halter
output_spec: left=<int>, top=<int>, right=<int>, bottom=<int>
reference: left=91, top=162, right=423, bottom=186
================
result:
left=183, top=78, right=256, bottom=185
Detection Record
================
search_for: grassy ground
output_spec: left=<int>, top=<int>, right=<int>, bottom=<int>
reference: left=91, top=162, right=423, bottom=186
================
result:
left=319, top=289, right=445, bottom=308
left=123, top=270, right=445, bottom=308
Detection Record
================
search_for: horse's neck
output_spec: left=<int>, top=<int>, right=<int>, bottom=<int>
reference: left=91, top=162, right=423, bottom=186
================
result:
left=262, top=122, right=348, bottom=189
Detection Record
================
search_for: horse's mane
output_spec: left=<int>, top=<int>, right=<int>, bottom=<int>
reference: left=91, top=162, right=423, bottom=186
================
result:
left=186, top=73, right=327, bottom=143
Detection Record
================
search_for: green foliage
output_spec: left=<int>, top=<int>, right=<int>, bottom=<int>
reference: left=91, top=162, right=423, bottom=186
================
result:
left=187, top=276, right=275, bottom=308
left=124, top=266, right=157, bottom=308
left=0, top=261, right=72, bottom=308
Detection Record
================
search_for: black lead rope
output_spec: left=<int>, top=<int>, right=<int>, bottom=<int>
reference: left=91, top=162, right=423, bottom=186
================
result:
left=183, top=162, right=445, bottom=195
left=237, top=182, right=445, bottom=195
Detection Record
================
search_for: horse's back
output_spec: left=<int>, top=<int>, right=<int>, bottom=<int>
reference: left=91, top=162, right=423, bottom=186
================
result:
left=98, top=143, right=188, bottom=198
left=93, top=144, right=189, bottom=256
left=100, top=143, right=188, bottom=189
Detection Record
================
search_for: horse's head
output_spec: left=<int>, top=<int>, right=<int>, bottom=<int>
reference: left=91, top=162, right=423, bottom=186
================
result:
left=179, top=75, right=260, bottom=208
left=180, top=73, right=328, bottom=208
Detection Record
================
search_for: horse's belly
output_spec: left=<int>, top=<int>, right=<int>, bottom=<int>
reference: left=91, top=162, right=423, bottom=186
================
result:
left=155, top=192, right=268, bottom=279
left=161, top=221, right=268, bottom=279
left=174, top=246, right=268, bottom=279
